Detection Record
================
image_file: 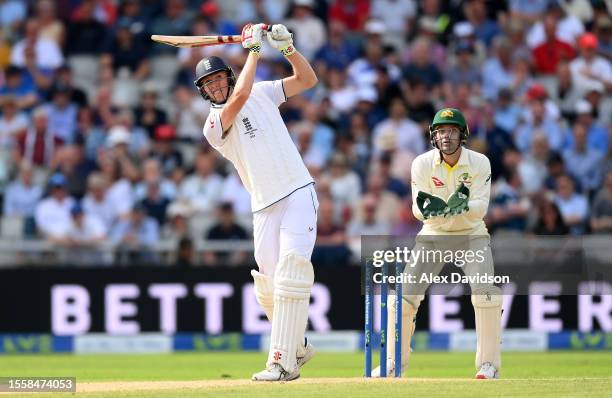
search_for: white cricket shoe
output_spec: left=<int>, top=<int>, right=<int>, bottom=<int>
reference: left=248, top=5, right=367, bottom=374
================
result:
left=475, top=362, right=499, bottom=379
left=296, top=338, right=315, bottom=369
left=370, top=359, right=405, bottom=377
left=251, top=363, right=300, bottom=382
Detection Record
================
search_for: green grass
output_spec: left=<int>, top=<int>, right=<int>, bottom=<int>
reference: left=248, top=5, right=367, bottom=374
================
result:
left=1, top=352, right=610, bottom=397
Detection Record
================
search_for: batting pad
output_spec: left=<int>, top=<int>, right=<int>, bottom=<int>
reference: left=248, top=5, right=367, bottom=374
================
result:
left=472, top=288, right=502, bottom=370
left=267, top=253, right=314, bottom=372
left=251, top=270, right=274, bottom=321
left=387, top=295, right=419, bottom=371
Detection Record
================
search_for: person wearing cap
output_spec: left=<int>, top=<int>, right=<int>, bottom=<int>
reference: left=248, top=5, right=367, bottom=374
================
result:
left=372, top=108, right=501, bottom=379
left=149, top=124, right=183, bottom=175
left=566, top=98, right=609, bottom=154
left=195, top=20, right=318, bottom=381
left=34, top=172, right=75, bottom=241
left=284, top=0, right=326, bottom=61
left=569, top=32, right=612, bottom=92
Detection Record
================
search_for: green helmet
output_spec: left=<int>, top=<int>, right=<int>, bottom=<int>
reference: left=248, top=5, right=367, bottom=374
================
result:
left=429, top=108, right=469, bottom=148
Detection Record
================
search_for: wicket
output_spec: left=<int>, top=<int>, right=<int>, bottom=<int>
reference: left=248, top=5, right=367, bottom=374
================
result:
left=364, top=261, right=403, bottom=378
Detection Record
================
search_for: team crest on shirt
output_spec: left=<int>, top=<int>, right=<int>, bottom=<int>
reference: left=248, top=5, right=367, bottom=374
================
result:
left=458, top=172, right=473, bottom=187
left=242, top=117, right=257, bottom=138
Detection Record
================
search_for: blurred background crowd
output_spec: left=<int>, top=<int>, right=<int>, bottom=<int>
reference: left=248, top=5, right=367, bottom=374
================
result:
left=0, top=0, right=610, bottom=266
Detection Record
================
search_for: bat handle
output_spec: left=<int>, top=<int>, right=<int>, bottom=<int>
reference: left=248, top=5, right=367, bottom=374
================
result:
left=262, top=24, right=272, bottom=32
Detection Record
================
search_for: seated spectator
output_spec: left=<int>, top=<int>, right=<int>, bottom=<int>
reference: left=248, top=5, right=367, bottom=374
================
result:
left=312, top=196, right=351, bottom=267
left=220, top=171, right=252, bottom=216
left=0, top=95, right=28, bottom=149
left=346, top=28, right=388, bottom=90
left=562, top=122, right=604, bottom=194
left=61, top=202, right=108, bottom=265
left=140, top=181, right=171, bottom=226
left=347, top=193, right=391, bottom=237
left=554, top=173, right=589, bottom=234
left=0, top=65, right=38, bottom=111
left=149, top=0, right=192, bottom=55
left=295, top=122, right=326, bottom=173
left=0, top=0, right=26, bottom=35
left=35, top=0, right=65, bottom=47
left=402, top=78, right=436, bottom=124
left=171, top=85, right=208, bottom=141
left=377, top=153, right=409, bottom=198
left=444, top=41, right=481, bottom=91
left=98, top=155, right=135, bottom=221
left=149, top=124, right=183, bottom=175
left=372, top=98, right=424, bottom=158
left=565, top=99, right=608, bottom=154
left=517, top=133, right=550, bottom=194
left=54, top=142, right=96, bottom=199
left=101, top=17, right=150, bottom=81
left=77, top=107, right=106, bottom=162
left=328, top=0, right=370, bottom=32
left=532, top=198, right=570, bottom=235
left=65, top=0, right=108, bottom=56
left=284, top=0, right=326, bottom=61
left=542, top=152, right=567, bottom=191
left=532, top=14, right=576, bottom=75
left=34, top=172, right=75, bottom=240
left=314, top=21, right=359, bottom=71
left=462, top=0, right=501, bottom=48
left=162, top=201, right=193, bottom=240
left=590, top=171, right=612, bottom=234
left=515, top=95, right=564, bottom=154
left=487, top=170, right=529, bottom=232
left=391, top=196, right=421, bottom=236
left=481, top=36, right=514, bottom=100
left=3, top=162, right=42, bottom=235
left=111, top=202, right=160, bottom=264
left=47, top=85, right=78, bottom=144
left=52, top=65, right=87, bottom=107
left=10, top=18, right=63, bottom=70
left=526, top=2, right=585, bottom=49
left=135, top=157, right=176, bottom=201
left=493, top=88, right=521, bottom=134
left=82, top=172, right=116, bottom=230
left=569, top=33, right=612, bottom=93
left=134, top=83, right=168, bottom=137
left=204, top=202, right=248, bottom=265
left=402, top=38, right=442, bottom=91
left=176, top=237, right=194, bottom=267
left=179, top=151, right=223, bottom=214
left=16, top=106, right=61, bottom=167
left=325, top=153, right=361, bottom=217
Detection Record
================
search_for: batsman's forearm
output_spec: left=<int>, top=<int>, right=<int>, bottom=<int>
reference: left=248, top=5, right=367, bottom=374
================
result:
left=233, top=52, right=259, bottom=99
left=286, top=50, right=318, bottom=88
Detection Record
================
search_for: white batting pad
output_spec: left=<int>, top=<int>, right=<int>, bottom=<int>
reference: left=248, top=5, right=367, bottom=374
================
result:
left=387, top=295, right=419, bottom=369
left=251, top=270, right=274, bottom=321
left=472, top=288, right=503, bottom=369
left=267, top=253, right=314, bottom=372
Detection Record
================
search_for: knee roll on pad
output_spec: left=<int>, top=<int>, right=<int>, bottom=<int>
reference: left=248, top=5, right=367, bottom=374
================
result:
left=251, top=270, right=274, bottom=321
left=471, top=287, right=502, bottom=370
left=268, top=252, right=314, bottom=372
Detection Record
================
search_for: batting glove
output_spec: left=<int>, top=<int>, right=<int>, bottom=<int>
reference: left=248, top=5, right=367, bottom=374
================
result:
left=241, top=23, right=265, bottom=56
left=266, top=24, right=296, bottom=57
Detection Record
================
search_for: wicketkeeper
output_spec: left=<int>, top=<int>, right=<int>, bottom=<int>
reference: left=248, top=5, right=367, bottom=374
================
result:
left=372, top=108, right=502, bottom=379
left=195, top=23, right=318, bottom=381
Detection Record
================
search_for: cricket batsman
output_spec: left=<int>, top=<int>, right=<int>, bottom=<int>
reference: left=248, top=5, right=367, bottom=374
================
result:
left=195, top=23, right=318, bottom=381
left=372, top=108, right=502, bottom=379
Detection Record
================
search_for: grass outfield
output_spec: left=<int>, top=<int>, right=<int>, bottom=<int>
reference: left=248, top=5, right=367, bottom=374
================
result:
left=1, top=352, right=610, bottom=397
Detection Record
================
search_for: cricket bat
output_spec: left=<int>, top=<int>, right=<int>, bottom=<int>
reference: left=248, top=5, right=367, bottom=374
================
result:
left=151, top=25, right=271, bottom=48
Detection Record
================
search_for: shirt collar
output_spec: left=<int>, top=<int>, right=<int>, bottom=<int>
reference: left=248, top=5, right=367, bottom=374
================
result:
left=434, top=147, right=468, bottom=168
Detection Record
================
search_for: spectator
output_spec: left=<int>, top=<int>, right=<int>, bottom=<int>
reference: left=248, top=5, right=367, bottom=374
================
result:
left=314, top=21, right=359, bottom=71
left=515, top=94, right=565, bottom=154
left=179, top=151, right=223, bottom=214
left=554, top=173, right=589, bottom=234
left=65, top=0, right=108, bottom=56
left=569, top=32, right=612, bottom=93
left=134, top=83, right=168, bottom=137
left=517, top=133, right=550, bottom=194
left=346, top=21, right=388, bottom=90
left=52, top=65, right=88, bottom=107
left=562, top=121, right=604, bottom=194
left=566, top=99, right=608, bottom=154
left=47, top=85, right=78, bottom=143
left=171, top=84, right=208, bottom=141
left=328, top=0, right=370, bottom=33
left=0, top=0, right=26, bottom=36
left=347, top=193, right=391, bottom=239
left=34, top=172, right=75, bottom=240
left=111, top=202, right=160, bottom=263
left=150, top=0, right=192, bottom=55
left=204, top=202, right=248, bottom=265
left=510, top=0, right=550, bottom=26
left=402, top=78, right=435, bottom=124
left=353, top=174, right=401, bottom=225
left=77, top=107, right=106, bottom=162
left=101, top=17, right=150, bottom=81
left=3, top=163, right=43, bottom=236
left=162, top=200, right=192, bottom=240
left=35, top=0, right=65, bottom=47
left=99, top=155, right=135, bottom=222
left=492, top=88, right=521, bottom=134
left=324, top=152, right=361, bottom=217
left=0, top=65, right=39, bottom=111
left=487, top=169, right=529, bottom=232
left=16, top=106, right=61, bottom=167
left=53, top=142, right=96, bottom=199
left=149, top=124, right=183, bottom=175
left=284, top=0, right=326, bottom=61
left=175, top=237, right=194, bottom=267
left=312, top=196, right=351, bottom=267
left=526, top=2, right=585, bottom=49
left=295, top=121, right=326, bottom=173
left=371, top=0, right=416, bottom=39
left=10, top=18, right=63, bottom=70
left=372, top=97, right=424, bottom=157
left=532, top=14, right=577, bottom=75
left=402, top=38, right=442, bottom=91
left=481, top=36, right=514, bottom=100
left=532, top=199, right=570, bottom=235
left=220, top=171, right=252, bottom=216
left=135, top=157, right=176, bottom=201
left=444, top=41, right=481, bottom=91
left=590, top=171, right=612, bottom=234
left=0, top=95, right=28, bottom=149
left=62, top=202, right=108, bottom=265
left=82, top=172, right=116, bottom=230
left=140, top=181, right=171, bottom=226
left=377, top=153, right=409, bottom=198
left=462, top=0, right=501, bottom=48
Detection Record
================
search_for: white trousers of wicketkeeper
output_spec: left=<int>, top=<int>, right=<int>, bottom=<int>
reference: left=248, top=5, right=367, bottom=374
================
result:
left=250, top=183, right=318, bottom=372
left=387, top=235, right=502, bottom=373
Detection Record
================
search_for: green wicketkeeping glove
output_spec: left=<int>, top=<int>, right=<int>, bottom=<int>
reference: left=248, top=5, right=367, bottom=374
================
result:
left=446, top=182, right=470, bottom=217
left=417, top=191, right=449, bottom=219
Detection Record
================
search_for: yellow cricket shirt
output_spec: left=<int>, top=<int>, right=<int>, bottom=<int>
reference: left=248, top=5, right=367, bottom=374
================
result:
left=411, top=147, right=491, bottom=235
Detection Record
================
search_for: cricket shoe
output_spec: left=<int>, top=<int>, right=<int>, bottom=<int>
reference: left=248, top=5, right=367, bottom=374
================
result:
left=251, top=363, right=300, bottom=382
left=475, top=362, right=499, bottom=379
left=370, top=359, right=406, bottom=377
left=296, top=337, right=315, bottom=369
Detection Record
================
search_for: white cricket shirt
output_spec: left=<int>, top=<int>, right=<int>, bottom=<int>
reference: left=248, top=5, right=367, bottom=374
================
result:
left=203, top=80, right=314, bottom=212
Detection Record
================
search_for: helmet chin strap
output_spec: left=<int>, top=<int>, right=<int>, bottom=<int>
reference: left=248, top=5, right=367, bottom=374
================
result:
left=436, top=138, right=462, bottom=156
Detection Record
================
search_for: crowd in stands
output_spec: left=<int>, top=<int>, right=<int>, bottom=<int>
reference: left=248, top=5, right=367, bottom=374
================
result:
left=0, top=0, right=610, bottom=266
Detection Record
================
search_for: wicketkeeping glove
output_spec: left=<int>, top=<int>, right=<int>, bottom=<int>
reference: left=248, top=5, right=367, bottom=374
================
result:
left=266, top=24, right=296, bottom=57
left=241, top=23, right=265, bottom=56
left=445, top=182, right=470, bottom=217
left=417, top=191, right=449, bottom=219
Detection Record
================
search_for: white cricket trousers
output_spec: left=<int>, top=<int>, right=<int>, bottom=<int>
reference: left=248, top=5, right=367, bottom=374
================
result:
left=253, top=183, right=319, bottom=276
